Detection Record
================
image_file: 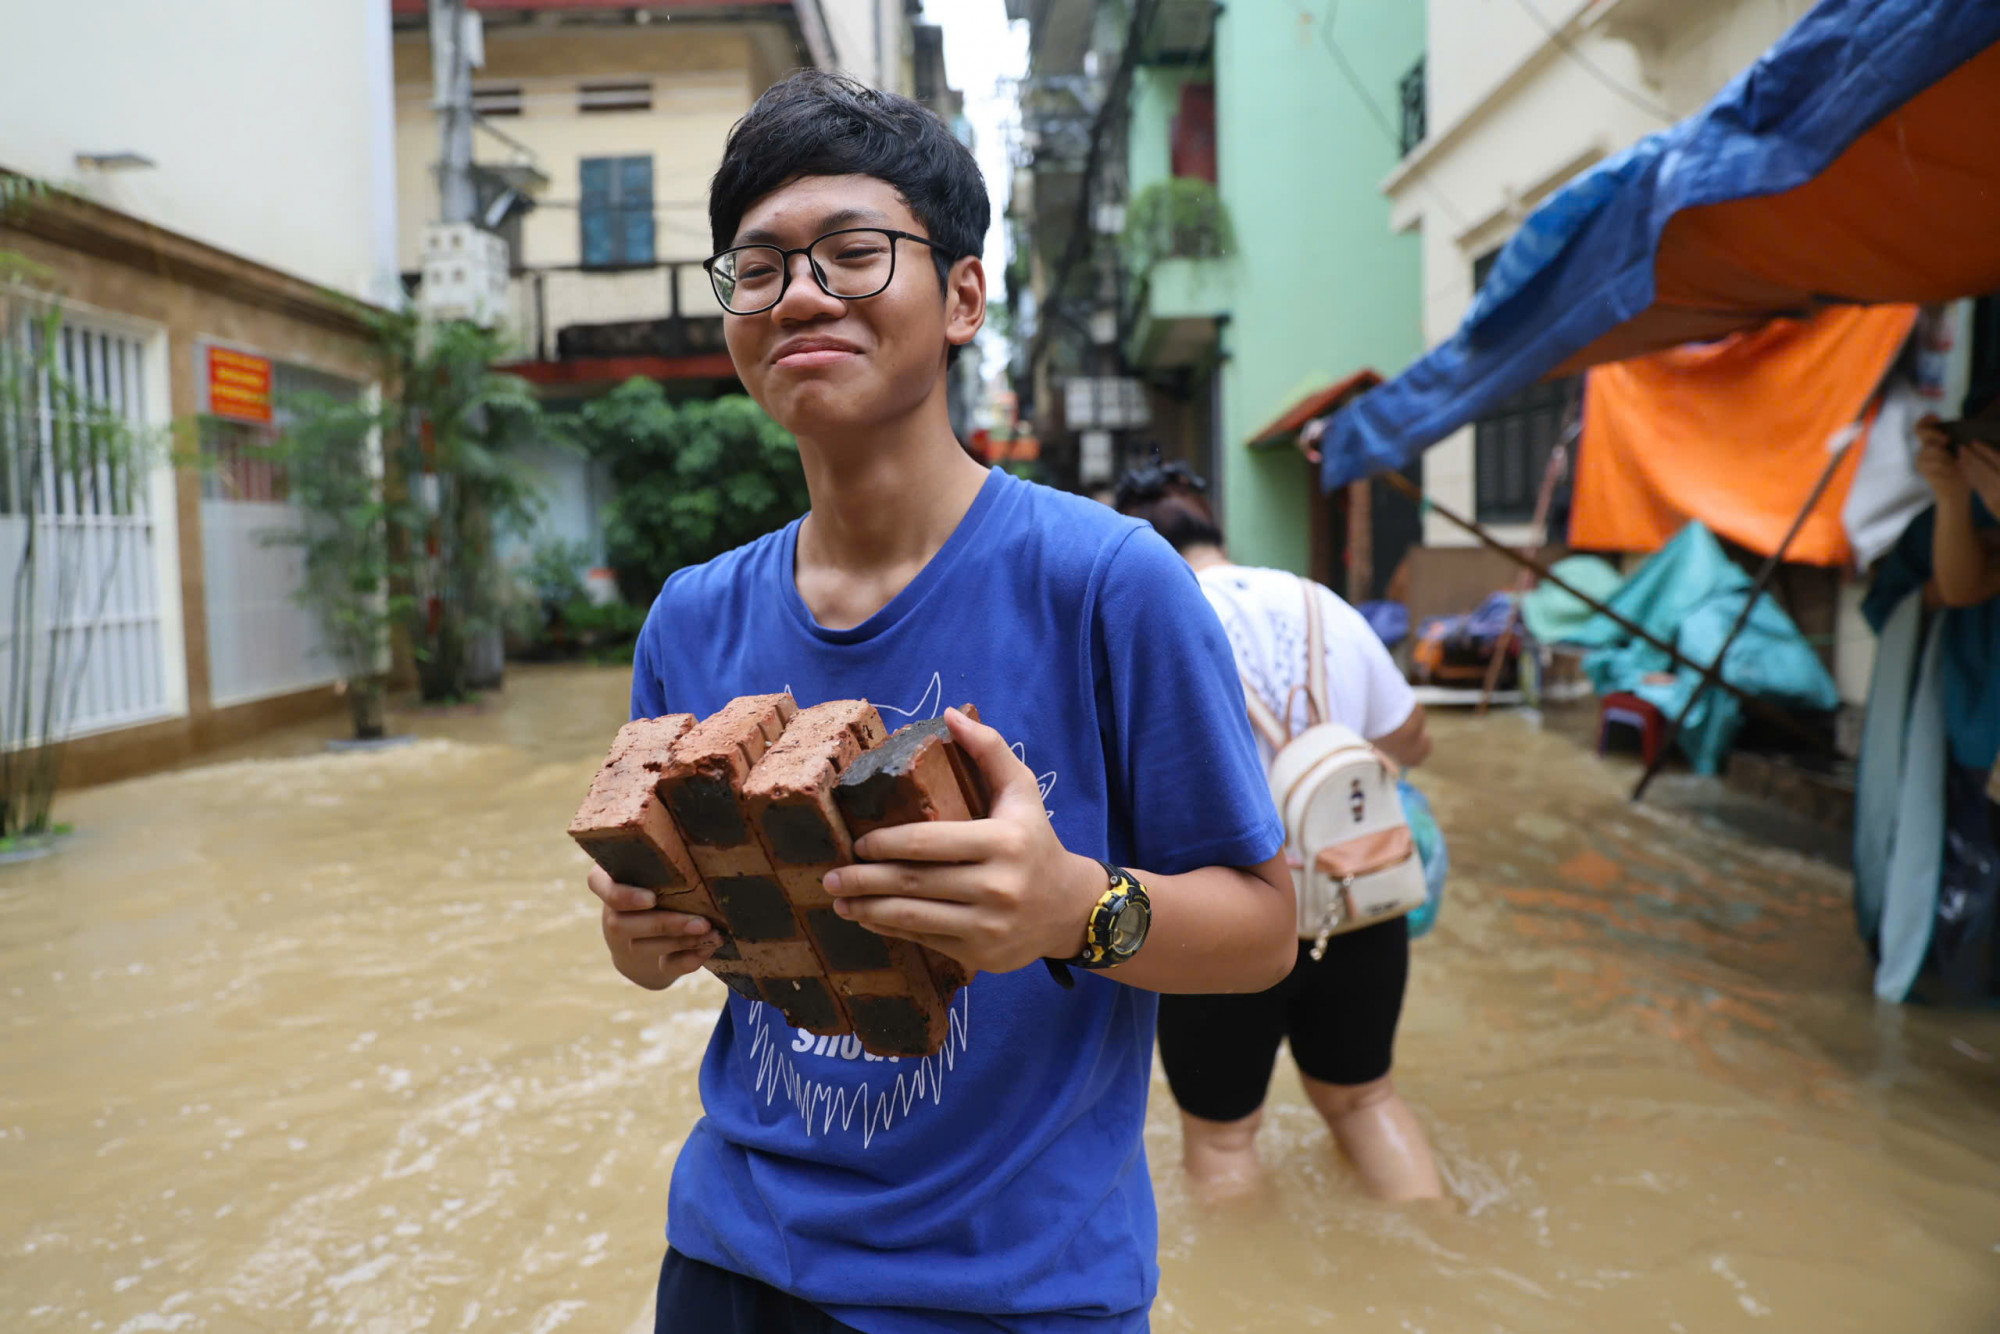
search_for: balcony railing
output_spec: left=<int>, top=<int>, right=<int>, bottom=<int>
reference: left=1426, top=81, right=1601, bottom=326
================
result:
left=1399, top=58, right=1426, bottom=157
left=1141, top=0, right=1217, bottom=63
left=502, top=262, right=727, bottom=364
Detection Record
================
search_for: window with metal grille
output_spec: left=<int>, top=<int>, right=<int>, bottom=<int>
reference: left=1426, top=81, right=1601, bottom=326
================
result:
left=472, top=83, right=523, bottom=117
left=579, top=79, right=652, bottom=114
left=1, top=313, right=173, bottom=736
left=580, top=155, right=655, bottom=268
left=1470, top=249, right=1578, bottom=523
left=1399, top=58, right=1426, bottom=156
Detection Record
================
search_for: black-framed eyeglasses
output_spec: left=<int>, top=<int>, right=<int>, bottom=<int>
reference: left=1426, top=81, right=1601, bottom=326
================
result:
left=702, top=227, right=948, bottom=315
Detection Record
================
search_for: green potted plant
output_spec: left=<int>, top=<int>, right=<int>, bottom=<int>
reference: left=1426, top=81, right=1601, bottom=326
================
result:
left=1121, top=177, right=1236, bottom=276
left=264, top=391, right=410, bottom=744
left=376, top=311, right=546, bottom=705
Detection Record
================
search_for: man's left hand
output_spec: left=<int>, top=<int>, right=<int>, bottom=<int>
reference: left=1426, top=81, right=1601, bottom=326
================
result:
left=823, top=708, right=1100, bottom=977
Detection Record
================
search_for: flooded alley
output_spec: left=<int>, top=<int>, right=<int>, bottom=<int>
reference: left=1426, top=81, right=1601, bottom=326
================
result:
left=4, top=664, right=1998, bottom=1334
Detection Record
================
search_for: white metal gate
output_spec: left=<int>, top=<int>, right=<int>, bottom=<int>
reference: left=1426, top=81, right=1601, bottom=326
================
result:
left=198, top=358, right=349, bottom=707
left=0, top=312, right=175, bottom=743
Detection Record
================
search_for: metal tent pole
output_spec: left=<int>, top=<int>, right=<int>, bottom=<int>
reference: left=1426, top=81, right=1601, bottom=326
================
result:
left=1379, top=471, right=1830, bottom=752
left=1626, top=433, right=1856, bottom=801
left=1477, top=437, right=1571, bottom=716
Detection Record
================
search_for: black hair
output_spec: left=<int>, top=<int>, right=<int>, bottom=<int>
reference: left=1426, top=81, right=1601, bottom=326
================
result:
left=709, top=70, right=988, bottom=361
left=1113, top=460, right=1225, bottom=553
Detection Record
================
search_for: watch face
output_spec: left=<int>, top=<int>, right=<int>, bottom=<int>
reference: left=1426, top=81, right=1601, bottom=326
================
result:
left=1109, top=897, right=1149, bottom=956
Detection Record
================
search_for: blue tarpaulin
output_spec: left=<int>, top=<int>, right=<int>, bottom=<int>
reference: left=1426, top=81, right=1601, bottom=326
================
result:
left=1317, top=0, right=2000, bottom=491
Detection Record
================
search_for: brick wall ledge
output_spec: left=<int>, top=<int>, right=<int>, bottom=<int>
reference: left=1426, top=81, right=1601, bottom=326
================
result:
left=56, top=684, right=347, bottom=792
left=0, top=169, right=387, bottom=340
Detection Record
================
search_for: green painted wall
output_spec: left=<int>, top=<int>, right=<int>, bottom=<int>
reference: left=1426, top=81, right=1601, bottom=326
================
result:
left=1152, top=1, right=1424, bottom=574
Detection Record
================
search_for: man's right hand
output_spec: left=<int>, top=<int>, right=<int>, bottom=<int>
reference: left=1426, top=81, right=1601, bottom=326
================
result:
left=586, top=865, right=725, bottom=990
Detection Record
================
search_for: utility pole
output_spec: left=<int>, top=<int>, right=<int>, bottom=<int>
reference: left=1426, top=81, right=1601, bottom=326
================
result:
left=429, top=0, right=478, bottom=226
left=873, top=0, right=886, bottom=91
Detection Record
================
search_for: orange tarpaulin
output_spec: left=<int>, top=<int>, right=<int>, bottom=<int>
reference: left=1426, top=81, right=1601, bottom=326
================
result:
left=1571, top=304, right=1918, bottom=565
left=1548, top=41, right=2000, bottom=375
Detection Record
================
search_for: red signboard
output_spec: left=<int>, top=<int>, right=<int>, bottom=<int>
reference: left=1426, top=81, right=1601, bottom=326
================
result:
left=208, top=346, right=273, bottom=424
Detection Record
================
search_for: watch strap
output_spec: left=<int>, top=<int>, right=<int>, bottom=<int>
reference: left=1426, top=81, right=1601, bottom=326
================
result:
left=1046, top=862, right=1148, bottom=988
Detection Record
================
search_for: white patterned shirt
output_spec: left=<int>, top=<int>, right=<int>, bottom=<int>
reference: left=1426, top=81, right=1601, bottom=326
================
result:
left=1196, top=563, right=1417, bottom=763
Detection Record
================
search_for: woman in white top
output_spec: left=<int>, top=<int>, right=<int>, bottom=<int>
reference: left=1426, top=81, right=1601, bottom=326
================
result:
left=1116, top=463, right=1442, bottom=1202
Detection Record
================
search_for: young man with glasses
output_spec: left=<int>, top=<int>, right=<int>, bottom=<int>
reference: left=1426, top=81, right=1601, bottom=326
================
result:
left=584, top=71, right=1292, bottom=1334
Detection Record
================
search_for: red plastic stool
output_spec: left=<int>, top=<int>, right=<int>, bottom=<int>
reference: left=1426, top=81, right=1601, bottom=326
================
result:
left=1597, top=692, right=1668, bottom=768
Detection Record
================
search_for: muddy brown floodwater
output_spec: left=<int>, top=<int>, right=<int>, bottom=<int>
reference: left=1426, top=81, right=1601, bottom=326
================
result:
left=4, top=664, right=1998, bottom=1333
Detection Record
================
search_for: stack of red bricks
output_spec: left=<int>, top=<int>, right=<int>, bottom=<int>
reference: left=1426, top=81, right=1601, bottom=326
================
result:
left=568, top=694, right=987, bottom=1057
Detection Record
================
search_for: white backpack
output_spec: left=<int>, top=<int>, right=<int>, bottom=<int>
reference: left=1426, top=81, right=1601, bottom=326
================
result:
left=1237, top=578, right=1428, bottom=960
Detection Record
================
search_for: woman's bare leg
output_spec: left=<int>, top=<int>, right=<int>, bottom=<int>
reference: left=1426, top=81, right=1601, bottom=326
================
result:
left=1178, top=1106, right=1265, bottom=1198
left=1300, top=1073, right=1442, bottom=1202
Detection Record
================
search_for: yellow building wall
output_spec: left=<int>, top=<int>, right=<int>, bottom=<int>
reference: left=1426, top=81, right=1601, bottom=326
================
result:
left=393, top=26, right=768, bottom=273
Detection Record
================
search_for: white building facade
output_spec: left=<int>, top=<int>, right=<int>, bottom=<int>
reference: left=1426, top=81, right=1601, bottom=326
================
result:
left=1383, top=0, right=1911, bottom=705
left=0, top=0, right=397, bottom=781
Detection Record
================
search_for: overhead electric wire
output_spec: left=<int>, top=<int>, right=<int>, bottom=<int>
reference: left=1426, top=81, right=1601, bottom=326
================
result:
left=1507, top=0, right=1674, bottom=122
left=1304, top=0, right=1472, bottom=232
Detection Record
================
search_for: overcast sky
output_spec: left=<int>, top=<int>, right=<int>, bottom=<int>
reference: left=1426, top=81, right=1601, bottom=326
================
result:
left=921, top=0, right=1030, bottom=377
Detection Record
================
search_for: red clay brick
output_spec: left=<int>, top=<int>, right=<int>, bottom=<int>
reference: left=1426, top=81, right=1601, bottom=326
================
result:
left=834, top=712, right=988, bottom=833
left=742, top=700, right=977, bottom=1057
left=653, top=693, right=855, bottom=1034
left=575, top=696, right=991, bottom=1055
left=833, top=712, right=990, bottom=1014
left=741, top=699, right=887, bottom=908
left=658, top=693, right=798, bottom=880
left=567, top=715, right=720, bottom=921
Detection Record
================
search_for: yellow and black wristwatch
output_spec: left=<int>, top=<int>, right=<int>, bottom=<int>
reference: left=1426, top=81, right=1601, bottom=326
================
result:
left=1044, top=860, right=1153, bottom=989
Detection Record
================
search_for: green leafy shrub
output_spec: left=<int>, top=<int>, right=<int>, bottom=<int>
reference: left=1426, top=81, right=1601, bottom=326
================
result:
left=266, top=390, right=411, bottom=739
left=520, top=538, right=590, bottom=619
left=561, top=597, right=648, bottom=664
left=376, top=311, right=549, bottom=702
left=276, top=309, right=552, bottom=706
left=574, top=380, right=809, bottom=601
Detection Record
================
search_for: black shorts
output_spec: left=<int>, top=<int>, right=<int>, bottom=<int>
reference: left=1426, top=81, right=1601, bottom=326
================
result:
left=1156, top=916, right=1409, bottom=1123
left=655, top=1248, right=859, bottom=1334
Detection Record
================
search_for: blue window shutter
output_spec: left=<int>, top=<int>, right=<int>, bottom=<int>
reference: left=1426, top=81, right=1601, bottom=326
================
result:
left=619, top=155, right=653, bottom=205
left=580, top=156, right=652, bottom=267
left=581, top=211, right=613, bottom=267
left=580, top=158, right=613, bottom=266
left=625, top=209, right=655, bottom=265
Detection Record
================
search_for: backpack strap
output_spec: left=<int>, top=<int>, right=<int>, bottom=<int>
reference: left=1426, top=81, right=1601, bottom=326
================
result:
left=1242, top=673, right=1290, bottom=751
left=1299, top=576, right=1329, bottom=731
left=1205, top=573, right=1291, bottom=751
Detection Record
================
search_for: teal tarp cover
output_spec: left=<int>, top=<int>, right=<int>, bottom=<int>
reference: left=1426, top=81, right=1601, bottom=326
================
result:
left=1559, top=524, right=1841, bottom=773
left=1521, top=555, right=1625, bottom=646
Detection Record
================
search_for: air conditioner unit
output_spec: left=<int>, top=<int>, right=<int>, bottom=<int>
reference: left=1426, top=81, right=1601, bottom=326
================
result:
left=418, top=223, right=510, bottom=328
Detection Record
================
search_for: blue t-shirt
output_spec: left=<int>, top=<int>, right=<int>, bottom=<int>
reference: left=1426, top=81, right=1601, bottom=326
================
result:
left=629, top=467, right=1282, bottom=1334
